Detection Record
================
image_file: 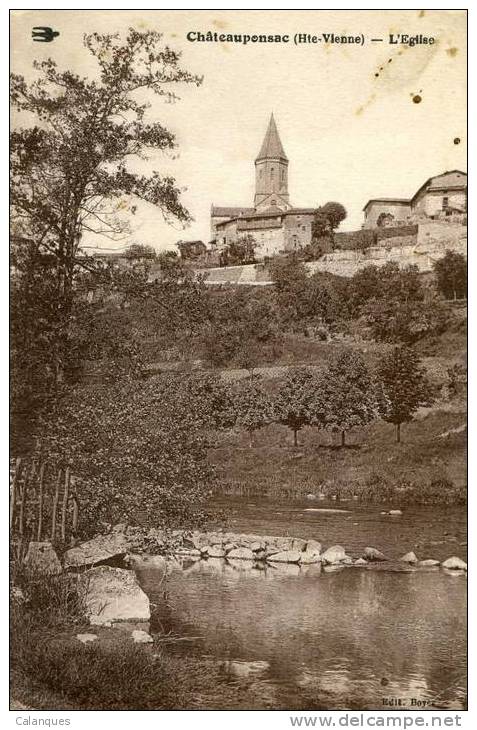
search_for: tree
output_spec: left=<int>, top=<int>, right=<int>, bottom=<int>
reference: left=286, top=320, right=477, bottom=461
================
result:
left=376, top=346, right=433, bottom=443
left=364, top=298, right=448, bottom=344
left=233, top=376, right=273, bottom=447
left=223, top=235, right=257, bottom=265
left=320, top=350, right=376, bottom=446
left=433, top=251, right=467, bottom=300
left=202, top=288, right=280, bottom=370
left=274, top=367, right=322, bottom=446
left=311, top=202, right=347, bottom=247
left=125, top=244, right=157, bottom=261
left=269, top=254, right=310, bottom=327
left=10, top=28, right=202, bottom=406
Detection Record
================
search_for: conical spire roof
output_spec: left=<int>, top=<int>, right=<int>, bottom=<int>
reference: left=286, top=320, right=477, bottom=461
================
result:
left=255, top=113, right=288, bottom=162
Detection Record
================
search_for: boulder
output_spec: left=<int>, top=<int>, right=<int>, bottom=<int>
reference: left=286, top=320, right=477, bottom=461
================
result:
left=354, top=558, right=368, bottom=566
left=291, top=538, right=307, bottom=552
left=64, top=533, right=129, bottom=569
left=417, top=559, right=440, bottom=567
left=23, top=541, right=62, bottom=575
left=227, top=547, right=254, bottom=561
left=221, top=660, right=269, bottom=678
left=321, top=545, right=346, bottom=565
left=206, top=545, right=226, bottom=559
left=363, top=547, right=388, bottom=562
left=400, top=551, right=418, bottom=564
left=267, top=550, right=302, bottom=564
left=173, top=548, right=201, bottom=558
left=249, top=541, right=265, bottom=552
left=299, top=551, right=322, bottom=565
left=442, top=556, right=467, bottom=571
left=132, top=629, right=153, bottom=644
left=306, top=539, right=322, bottom=554
left=389, top=509, right=403, bottom=516
left=81, top=566, right=150, bottom=624
left=342, top=555, right=354, bottom=565
left=76, top=633, right=98, bottom=644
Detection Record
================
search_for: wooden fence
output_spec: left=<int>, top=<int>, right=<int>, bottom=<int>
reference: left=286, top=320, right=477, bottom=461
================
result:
left=9, top=458, right=80, bottom=545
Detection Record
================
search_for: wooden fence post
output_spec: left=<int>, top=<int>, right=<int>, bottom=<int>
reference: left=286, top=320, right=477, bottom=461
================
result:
left=9, top=457, right=22, bottom=532
left=72, top=494, right=79, bottom=534
left=61, top=467, right=70, bottom=541
left=19, top=462, right=35, bottom=539
left=37, top=462, right=46, bottom=541
left=51, top=469, right=61, bottom=542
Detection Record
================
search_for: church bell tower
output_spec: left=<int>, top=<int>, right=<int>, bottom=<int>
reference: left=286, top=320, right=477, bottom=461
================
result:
left=254, top=114, right=290, bottom=211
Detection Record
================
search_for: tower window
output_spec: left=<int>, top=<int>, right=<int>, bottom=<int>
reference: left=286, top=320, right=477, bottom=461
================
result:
left=442, top=196, right=449, bottom=209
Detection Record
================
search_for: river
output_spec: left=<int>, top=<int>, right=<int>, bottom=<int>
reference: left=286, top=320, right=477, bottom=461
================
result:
left=137, top=499, right=467, bottom=710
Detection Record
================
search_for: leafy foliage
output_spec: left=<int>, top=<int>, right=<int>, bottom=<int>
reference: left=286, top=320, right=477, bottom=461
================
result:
left=220, top=235, right=257, bottom=266
left=320, top=350, right=376, bottom=445
left=376, top=346, right=434, bottom=442
left=433, top=250, right=467, bottom=300
left=10, top=28, right=201, bottom=444
left=35, top=378, right=214, bottom=535
left=232, top=376, right=274, bottom=446
left=274, top=367, right=322, bottom=446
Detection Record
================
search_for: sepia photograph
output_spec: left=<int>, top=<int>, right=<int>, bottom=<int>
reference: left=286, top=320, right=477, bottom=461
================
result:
left=9, top=7, right=467, bottom=714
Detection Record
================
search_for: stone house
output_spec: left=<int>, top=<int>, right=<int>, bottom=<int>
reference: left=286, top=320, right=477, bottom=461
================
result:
left=363, top=170, right=467, bottom=229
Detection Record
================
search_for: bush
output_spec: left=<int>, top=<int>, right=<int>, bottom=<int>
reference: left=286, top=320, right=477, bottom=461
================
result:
left=34, top=377, right=215, bottom=537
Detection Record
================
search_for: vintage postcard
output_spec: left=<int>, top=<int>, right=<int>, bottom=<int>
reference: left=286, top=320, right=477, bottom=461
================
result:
left=9, top=7, right=467, bottom=717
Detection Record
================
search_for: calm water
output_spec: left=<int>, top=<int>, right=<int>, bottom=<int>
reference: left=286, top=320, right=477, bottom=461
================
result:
left=137, top=500, right=467, bottom=710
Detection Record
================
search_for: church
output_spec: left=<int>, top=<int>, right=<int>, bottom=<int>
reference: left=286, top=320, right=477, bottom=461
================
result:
left=210, top=114, right=315, bottom=258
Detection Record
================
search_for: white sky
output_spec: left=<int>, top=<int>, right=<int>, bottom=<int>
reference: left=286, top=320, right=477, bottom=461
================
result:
left=11, top=9, right=467, bottom=251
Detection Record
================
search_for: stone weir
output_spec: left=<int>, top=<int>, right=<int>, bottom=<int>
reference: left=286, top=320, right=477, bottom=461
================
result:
left=62, top=526, right=467, bottom=573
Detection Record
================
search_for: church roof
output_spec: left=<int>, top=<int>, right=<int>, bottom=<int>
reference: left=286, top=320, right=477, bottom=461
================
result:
left=211, top=206, right=255, bottom=217
left=255, top=114, right=288, bottom=162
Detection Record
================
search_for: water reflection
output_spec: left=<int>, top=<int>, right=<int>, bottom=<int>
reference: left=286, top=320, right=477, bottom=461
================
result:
left=138, top=559, right=466, bottom=710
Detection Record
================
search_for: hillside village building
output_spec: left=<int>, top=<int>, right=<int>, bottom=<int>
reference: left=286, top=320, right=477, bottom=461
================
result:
left=210, top=114, right=315, bottom=258
left=363, top=170, right=467, bottom=229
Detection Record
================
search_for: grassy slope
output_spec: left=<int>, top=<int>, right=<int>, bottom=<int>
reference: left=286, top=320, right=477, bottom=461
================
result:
left=210, top=319, right=467, bottom=498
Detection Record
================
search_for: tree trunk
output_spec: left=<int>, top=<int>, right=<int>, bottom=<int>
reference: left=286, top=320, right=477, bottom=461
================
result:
left=341, top=430, right=346, bottom=447
left=293, top=429, right=298, bottom=447
left=396, top=423, right=401, bottom=443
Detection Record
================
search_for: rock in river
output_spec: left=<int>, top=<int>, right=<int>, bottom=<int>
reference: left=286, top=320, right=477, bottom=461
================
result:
left=321, top=545, right=346, bottom=565
left=267, top=550, right=302, bottom=564
left=400, top=551, right=418, bottom=564
left=81, top=566, right=150, bottom=625
left=299, top=550, right=322, bottom=565
left=227, top=547, right=254, bottom=561
left=442, top=556, right=467, bottom=571
left=418, top=559, right=440, bottom=568
left=363, top=547, right=388, bottom=562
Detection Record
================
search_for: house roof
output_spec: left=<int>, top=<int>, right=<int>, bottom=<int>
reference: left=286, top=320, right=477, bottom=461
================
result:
left=255, top=113, right=288, bottom=163
left=216, top=206, right=316, bottom=228
left=363, top=198, right=410, bottom=211
left=411, top=170, right=467, bottom=201
left=211, top=206, right=255, bottom=217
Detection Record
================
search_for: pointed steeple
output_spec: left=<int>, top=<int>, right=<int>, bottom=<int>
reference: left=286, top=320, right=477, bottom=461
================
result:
left=256, top=113, right=288, bottom=162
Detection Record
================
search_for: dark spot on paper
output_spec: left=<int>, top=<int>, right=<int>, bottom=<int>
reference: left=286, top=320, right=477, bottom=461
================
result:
left=454, top=138, right=461, bottom=145
left=418, top=10, right=425, bottom=18
left=381, top=677, right=389, bottom=686
left=375, top=73, right=379, bottom=78
left=412, top=95, right=422, bottom=104
left=447, top=47, right=458, bottom=57
left=388, top=58, right=392, bottom=63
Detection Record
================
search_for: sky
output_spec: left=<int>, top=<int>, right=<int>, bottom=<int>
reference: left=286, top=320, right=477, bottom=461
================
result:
left=11, top=9, right=467, bottom=252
